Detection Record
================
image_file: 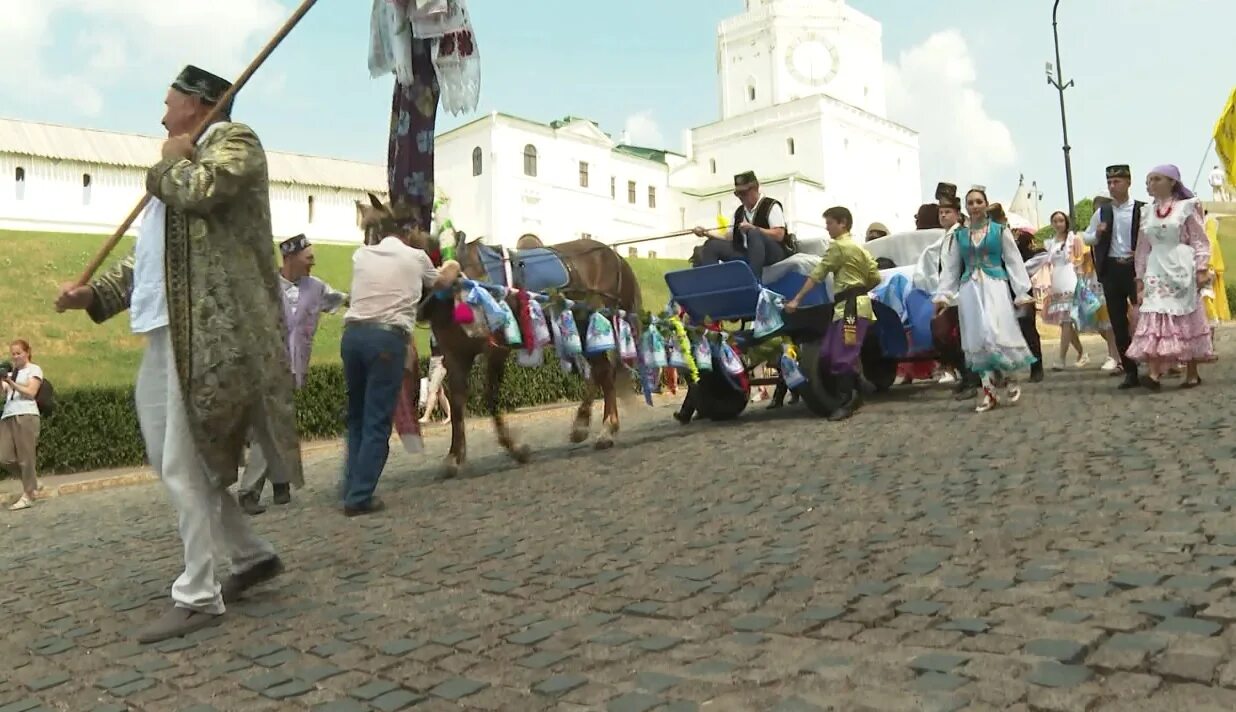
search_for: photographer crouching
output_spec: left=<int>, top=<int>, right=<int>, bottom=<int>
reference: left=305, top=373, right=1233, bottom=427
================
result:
left=2, top=340, right=44, bottom=511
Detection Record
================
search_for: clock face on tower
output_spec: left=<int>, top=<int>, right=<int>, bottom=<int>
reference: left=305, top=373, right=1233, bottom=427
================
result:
left=785, top=33, right=839, bottom=87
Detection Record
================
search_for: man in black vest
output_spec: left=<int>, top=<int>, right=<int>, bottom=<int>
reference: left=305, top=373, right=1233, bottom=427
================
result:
left=1082, top=164, right=1144, bottom=389
left=691, top=171, right=788, bottom=280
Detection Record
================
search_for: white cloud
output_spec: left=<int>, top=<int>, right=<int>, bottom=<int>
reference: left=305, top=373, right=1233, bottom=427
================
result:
left=885, top=30, right=1016, bottom=196
left=0, top=0, right=287, bottom=116
left=622, top=110, right=665, bottom=147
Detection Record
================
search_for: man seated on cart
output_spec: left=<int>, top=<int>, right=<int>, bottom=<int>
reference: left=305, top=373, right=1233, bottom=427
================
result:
left=784, top=206, right=882, bottom=421
left=691, top=170, right=789, bottom=281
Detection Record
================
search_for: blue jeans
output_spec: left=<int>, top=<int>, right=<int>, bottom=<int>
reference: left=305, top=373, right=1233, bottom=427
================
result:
left=341, top=324, right=407, bottom=510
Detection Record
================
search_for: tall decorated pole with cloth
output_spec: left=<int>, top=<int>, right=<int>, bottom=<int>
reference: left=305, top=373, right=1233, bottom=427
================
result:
left=368, top=0, right=481, bottom=451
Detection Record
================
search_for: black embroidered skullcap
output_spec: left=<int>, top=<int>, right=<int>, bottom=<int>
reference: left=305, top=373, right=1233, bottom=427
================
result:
left=172, top=65, right=233, bottom=106
left=279, top=234, right=310, bottom=257
left=1106, top=164, right=1132, bottom=179
left=733, top=171, right=759, bottom=190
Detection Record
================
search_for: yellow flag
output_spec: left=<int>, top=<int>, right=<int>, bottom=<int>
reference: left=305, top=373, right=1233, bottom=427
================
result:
left=716, top=213, right=729, bottom=230
left=1215, top=86, right=1236, bottom=186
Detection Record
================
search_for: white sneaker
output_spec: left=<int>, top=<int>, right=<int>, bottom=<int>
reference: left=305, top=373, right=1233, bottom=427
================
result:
left=1100, top=357, right=1118, bottom=372
left=1075, top=354, right=1091, bottom=368
left=937, top=372, right=956, bottom=385
left=8, top=494, right=33, bottom=511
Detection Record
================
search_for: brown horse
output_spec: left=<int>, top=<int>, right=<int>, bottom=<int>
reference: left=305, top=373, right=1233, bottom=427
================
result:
left=358, top=195, right=642, bottom=477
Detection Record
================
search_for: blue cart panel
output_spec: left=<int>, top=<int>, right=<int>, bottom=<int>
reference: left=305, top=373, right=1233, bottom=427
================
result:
left=665, top=262, right=830, bottom=324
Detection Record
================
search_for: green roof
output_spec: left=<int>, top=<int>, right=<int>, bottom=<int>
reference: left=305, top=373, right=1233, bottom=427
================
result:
left=613, top=144, right=684, bottom=164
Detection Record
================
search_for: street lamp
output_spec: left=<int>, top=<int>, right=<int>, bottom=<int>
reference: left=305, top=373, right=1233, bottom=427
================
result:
left=1047, top=0, right=1076, bottom=225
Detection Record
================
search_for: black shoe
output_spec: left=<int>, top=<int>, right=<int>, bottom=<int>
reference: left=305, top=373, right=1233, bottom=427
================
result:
left=672, top=410, right=693, bottom=425
left=789, top=392, right=800, bottom=405
left=828, top=375, right=860, bottom=421
left=272, top=484, right=291, bottom=505
left=1139, top=375, right=1162, bottom=392
left=1117, top=375, right=1141, bottom=390
left=1029, top=367, right=1044, bottom=383
left=221, top=555, right=284, bottom=603
left=767, top=400, right=784, bottom=410
left=238, top=492, right=266, bottom=516
left=344, top=497, right=386, bottom=518
left=953, top=387, right=978, bottom=401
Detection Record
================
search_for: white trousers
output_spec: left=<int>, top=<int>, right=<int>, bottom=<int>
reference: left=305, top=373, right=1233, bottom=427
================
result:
left=136, top=327, right=275, bottom=614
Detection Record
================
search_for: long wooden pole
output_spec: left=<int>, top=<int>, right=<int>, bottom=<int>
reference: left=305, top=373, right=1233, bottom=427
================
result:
left=608, top=228, right=712, bottom=248
left=73, top=0, right=321, bottom=287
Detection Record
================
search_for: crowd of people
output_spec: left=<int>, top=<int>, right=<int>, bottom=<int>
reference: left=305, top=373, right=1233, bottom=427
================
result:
left=686, top=164, right=1223, bottom=415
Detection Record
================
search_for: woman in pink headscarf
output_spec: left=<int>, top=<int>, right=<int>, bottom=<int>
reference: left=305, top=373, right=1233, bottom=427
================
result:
left=1125, top=164, right=1214, bottom=389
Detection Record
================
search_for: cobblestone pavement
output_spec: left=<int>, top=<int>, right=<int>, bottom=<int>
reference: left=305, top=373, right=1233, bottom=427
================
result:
left=4, top=331, right=1236, bottom=712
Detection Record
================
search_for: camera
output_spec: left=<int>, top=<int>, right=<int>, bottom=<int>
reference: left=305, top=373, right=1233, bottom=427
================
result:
left=0, top=361, right=12, bottom=381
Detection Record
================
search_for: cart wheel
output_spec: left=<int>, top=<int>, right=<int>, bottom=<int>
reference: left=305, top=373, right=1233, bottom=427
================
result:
left=694, top=370, right=749, bottom=421
left=861, top=329, right=898, bottom=393
left=794, top=340, right=841, bottom=418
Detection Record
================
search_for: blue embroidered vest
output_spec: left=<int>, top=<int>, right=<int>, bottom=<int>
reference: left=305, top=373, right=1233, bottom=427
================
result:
left=956, top=222, right=1008, bottom=282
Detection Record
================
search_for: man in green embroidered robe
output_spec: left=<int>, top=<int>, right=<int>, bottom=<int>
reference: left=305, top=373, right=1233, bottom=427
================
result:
left=56, top=65, right=302, bottom=644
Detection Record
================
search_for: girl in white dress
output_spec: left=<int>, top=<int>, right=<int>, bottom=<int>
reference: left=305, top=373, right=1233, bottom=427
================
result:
left=934, top=189, right=1038, bottom=412
left=1125, top=164, right=1213, bottom=389
left=1041, top=211, right=1087, bottom=370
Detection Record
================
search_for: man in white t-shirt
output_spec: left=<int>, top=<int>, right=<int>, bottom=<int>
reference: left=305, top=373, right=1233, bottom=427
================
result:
left=1, top=339, right=44, bottom=510
left=1210, top=166, right=1230, bottom=202
left=338, top=233, right=459, bottom=516
left=691, top=171, right=789, bottom=281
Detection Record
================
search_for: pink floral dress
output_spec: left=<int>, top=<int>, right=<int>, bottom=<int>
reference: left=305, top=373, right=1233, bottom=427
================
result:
left=1126, top=197, right=1214, bottom=366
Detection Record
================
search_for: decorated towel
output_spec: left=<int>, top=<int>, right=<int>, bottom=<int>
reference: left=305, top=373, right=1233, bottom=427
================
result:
left=641, top=325, right=668, bottom=368
left=528, top=299, right=552, bottom=348
left=466, top=283, right=506, bottom=330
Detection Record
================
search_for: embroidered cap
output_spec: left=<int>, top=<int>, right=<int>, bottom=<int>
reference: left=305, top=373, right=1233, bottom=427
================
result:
left=1105, top=164, right=1132, bottom=179
left=934, top=182, right=958, bottom=201
left=172, top=65, right=233, bottom=107
left=733, top=171, right=759, bottom=191
left=279, top=234, right=311, bottom=257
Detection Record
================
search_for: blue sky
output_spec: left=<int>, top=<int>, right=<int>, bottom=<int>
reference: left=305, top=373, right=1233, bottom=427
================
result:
left=4, top=0, right=1235, bottom=215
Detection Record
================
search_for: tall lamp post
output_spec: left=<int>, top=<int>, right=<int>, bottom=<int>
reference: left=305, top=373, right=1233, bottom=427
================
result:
left=1047, top=0, right=1076, bottom=225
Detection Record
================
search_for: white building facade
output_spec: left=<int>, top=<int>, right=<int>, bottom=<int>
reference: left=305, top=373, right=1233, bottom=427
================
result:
left=0, top=0, right=922, bottom=261
left=0, top=118, right=386, bottom=242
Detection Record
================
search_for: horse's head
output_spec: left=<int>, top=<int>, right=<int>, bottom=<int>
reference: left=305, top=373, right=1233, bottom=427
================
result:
left=356, top=193, right=432, bottom=250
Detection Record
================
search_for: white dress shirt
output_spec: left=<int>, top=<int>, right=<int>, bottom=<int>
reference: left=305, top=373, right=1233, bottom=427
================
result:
left=1083, top=197, right=1135, bottom=259
left=128, top=124, right=224, bottom=335
left=344, top=237, right=440, bottom=333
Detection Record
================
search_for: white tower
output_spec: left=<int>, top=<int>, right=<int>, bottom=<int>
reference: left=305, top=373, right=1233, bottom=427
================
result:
left=717, top=0, right=888, bottom=120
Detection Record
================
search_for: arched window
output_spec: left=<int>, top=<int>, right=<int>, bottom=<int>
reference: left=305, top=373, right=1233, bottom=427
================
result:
left=709, top=158, right=717, bottom=174
left=471, top=146, right=483, bottom=176
left=747, top=82, right=756, bottom=102
left=522, top=144, right=538, bottom=177
left=787, top=138, right=796, bottom=156
left=14, top=167, right=25, bottom=201
left=82, top=173, right=92, bottom=205
left=307, top=195, right=315, bottom=223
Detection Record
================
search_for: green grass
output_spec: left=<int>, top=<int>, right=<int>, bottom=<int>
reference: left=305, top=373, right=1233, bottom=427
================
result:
left=0, top=230, right=687, bottom=389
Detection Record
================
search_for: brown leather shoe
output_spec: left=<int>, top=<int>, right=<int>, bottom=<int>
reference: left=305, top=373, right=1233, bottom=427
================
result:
left=136, top=606, right=221, bottom=644
left=344, top=497, right=386, bottom=518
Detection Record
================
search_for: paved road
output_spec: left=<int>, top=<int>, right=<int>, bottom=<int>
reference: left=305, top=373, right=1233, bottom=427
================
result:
left=4, top=332, right=1236, bottom=711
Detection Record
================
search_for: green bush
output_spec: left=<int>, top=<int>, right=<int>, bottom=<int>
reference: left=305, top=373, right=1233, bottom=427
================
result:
left=32, top=356, right=620, bottom=476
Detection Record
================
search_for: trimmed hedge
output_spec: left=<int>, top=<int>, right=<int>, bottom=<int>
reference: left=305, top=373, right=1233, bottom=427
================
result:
left=34, top=356, right=609, bottom=475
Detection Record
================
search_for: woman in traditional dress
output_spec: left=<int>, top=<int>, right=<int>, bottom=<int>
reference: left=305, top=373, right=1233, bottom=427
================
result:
left=1125, top=165, right=1213, bottom=389
left=1041, top=211, right=1087, bottom=369
left=934, top=188, right=1037, bottom=412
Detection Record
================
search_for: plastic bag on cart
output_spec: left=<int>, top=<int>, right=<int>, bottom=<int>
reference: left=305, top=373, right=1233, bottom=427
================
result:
left=780, top=344, right=807, bottom=389
left=753, top=289, right=784, bottom=339
left=716, top=340, right=745, bottom=376
left=528, top=300, right=552, bottom=347
left=641, top=327, right=668, bottom=368
left=693, top=334, right=713, bottom=371
left=497, top=299, right=523, bottom=345
left=585, top=311, right=616, bottom=355
left=615, top=312, right=638, bottom=363
left=556, top=307, right=583, bottom=357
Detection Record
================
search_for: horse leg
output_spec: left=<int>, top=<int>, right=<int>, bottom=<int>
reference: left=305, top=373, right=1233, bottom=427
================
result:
left=444, top=353, right=473, bottom=478
left=592, top=356, right=619, bottom=451
left=486, top=347, right=531, bottom=464
left=571, top=379, right=595, bottom=444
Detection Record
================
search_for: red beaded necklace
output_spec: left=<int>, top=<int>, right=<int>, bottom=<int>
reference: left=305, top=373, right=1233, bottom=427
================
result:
left=1155, top=199, right=1175, bottom=219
